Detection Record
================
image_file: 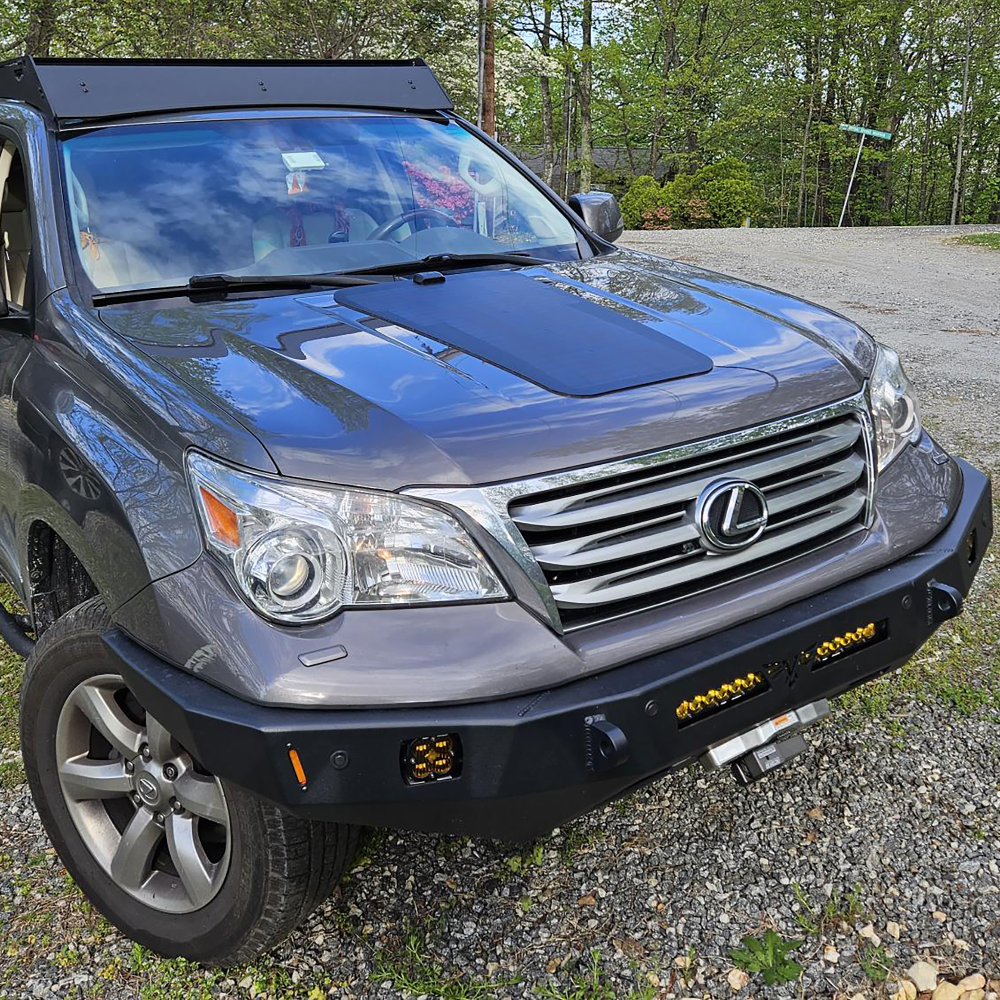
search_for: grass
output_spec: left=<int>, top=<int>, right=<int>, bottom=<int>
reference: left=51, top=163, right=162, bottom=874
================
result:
left=951, top=232, right=1000, bottom=250
left=791, top=882, right=867, bottom=935
left=372, top=926, right=519, bottom=999
left=837, top=483, right=999, bottom=727
left=0, top=584, right=25, bottom=760
left=535, top=951, right=656, bottom=1000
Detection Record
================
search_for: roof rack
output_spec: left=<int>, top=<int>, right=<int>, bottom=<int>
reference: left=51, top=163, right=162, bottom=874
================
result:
left=0, top=57, right=453, bottom=125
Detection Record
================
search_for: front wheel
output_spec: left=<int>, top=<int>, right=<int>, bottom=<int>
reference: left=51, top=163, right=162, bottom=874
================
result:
left=20, top=597, right=359, bottom=965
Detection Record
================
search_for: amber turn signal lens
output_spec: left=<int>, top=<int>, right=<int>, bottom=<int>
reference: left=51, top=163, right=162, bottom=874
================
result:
left=403, top=734, right=461, bottom=784
left=287, top=747, right=308, bottom=787
left=199, top=487, right=241, bottom=549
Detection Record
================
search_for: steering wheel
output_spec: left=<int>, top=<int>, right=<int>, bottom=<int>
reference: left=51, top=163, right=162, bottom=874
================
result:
left=368, top=207, right=460, bottom=242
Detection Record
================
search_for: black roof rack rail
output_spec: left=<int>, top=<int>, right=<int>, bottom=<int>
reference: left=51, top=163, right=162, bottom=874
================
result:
left=0, top=57, right=453, bottom=125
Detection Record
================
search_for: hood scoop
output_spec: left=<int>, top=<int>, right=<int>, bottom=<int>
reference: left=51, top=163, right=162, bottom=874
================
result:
left=334, top=269, right=712, bottom=397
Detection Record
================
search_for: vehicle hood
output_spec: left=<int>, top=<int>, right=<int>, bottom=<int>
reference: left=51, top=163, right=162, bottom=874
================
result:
left=97, top=249, right=874, bottom=490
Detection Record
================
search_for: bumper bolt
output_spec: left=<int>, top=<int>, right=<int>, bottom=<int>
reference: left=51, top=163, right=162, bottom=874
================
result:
left=163, top=763, right=178, bottom=781
left=330, top=750, right=349, bottom=770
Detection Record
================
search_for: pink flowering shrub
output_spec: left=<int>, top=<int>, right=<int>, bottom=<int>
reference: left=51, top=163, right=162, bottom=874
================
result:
left=402, top=160, right=475, bottom=225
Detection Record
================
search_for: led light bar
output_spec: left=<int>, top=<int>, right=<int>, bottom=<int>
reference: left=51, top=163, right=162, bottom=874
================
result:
left=676, top=672, right=765, bottom=724
left=811, top=620, right=885, bottom=667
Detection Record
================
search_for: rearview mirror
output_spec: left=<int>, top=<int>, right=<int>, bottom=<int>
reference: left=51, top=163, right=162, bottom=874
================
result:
left=568, top=191, right=624, bottom=243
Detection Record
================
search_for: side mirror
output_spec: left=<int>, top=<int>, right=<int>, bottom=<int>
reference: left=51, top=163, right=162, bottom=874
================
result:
left=568, top=191, right=624, bottom=243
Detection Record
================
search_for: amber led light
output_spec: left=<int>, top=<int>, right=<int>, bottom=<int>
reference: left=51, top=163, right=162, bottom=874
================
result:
left=403, top=734, right=461, bottom=784
left=813, top=622, right=878, bottom=662
left=676, top=672, right=764, bottom=723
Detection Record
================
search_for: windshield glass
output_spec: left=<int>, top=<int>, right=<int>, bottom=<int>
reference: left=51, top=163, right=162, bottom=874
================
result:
left=60, top=115, right=582, bottom=292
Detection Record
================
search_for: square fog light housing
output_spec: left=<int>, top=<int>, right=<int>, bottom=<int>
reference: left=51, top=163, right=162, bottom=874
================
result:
left=402, top=734, right=462, bottom=784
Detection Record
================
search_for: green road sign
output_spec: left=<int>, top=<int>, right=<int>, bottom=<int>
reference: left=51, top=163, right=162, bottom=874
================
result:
left=839, top=123, right=892, bottom=140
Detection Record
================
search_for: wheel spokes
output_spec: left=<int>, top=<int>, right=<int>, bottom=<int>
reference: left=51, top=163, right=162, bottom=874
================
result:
left=72, top=683, right=144, bottom=758
left=58, top=755, right=132, bottom=800
left=110, top=809, right=163, bottom=890
left=165, top=813, right=216, bottom=908
left=173, top=771, right=228, bottom=827
left=144, top=713, right=175, bottom=762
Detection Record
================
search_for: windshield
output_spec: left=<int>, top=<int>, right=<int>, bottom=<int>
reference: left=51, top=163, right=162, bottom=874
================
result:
left=60, top=114, right=582, bottom=293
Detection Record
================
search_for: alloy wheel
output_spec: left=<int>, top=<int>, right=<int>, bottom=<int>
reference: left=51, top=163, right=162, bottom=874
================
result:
left=54, top=674, right=230, bottom=913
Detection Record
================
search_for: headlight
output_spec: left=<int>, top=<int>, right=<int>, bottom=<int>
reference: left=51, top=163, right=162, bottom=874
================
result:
left=867, top=344, right=921, bottom=472
left=187, top=453, right=506, bottom=624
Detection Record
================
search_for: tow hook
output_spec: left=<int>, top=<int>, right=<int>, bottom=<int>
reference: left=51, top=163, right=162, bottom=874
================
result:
left=731, top=732, right=808, bottom=785
left=584, top=714, right=629, bottom=772
left=927, top=579, right=963, bottom=624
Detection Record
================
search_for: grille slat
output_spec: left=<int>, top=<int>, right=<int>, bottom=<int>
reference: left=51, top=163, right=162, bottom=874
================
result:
left=509, top=420, right=862, bottom=531
left=508, top=409, right=872, bottom=630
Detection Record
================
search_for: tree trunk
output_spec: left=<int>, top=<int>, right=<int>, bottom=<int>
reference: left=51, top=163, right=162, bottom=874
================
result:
left=539, top=1, right=556, bottom=186
left=578, top=0, right=593, bottom=191
left=25, top=0, right=59, bottom=56
left=796, top=51, right=819, bottom=227
left=950, top=23, right=972, bottom=225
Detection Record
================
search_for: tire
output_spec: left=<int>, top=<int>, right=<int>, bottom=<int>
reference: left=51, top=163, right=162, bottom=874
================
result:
left=19, top=597, right=360, bottom=965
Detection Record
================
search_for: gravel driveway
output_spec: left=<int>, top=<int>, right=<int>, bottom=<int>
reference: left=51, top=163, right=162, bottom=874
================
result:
left=1, top=225, right=998, bottom=1000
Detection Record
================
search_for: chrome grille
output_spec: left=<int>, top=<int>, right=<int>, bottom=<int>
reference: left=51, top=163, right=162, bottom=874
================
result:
left=506, top=398, right=874, bottom=630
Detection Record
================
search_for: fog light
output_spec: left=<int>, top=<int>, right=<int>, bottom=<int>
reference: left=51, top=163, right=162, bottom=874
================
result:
left=403, top=734, right=461, bottom=784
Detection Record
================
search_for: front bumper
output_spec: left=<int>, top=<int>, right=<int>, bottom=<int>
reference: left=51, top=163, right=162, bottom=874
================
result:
left=106, top=460, right=992, bottom=842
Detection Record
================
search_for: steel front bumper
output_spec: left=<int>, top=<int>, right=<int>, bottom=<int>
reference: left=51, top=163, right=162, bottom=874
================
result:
left=106, top=461, right=992, bottom=842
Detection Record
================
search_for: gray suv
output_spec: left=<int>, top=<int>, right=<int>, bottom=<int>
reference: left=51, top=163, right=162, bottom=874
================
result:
left=0, top=57, right=991, bottom=964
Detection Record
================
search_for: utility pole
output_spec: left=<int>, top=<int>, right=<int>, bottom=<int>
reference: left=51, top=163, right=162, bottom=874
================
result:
left=479, top=0, right=496, bottom=137
left=579, top=0, right=593, bottom=191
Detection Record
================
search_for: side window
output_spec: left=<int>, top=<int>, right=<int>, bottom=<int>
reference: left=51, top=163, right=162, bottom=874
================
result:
left=0, top=140, right=31, bottom=310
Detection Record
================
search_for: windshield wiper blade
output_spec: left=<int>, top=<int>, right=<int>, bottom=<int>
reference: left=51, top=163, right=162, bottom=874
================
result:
left=342, top=251, right=550, bottom=278
left=92, top=271, right=377, bottom=307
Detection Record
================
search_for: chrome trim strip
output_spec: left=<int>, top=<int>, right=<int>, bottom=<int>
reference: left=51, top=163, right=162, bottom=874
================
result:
left=407, top=389, right=875, bottom=634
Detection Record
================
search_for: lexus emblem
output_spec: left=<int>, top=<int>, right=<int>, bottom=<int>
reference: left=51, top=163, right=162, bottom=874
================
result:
left=696, top=479, right=768, bottom=553
left=137, top=776, right=159, bottom=803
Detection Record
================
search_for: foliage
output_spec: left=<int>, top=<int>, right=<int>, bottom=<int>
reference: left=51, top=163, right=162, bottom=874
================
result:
left=3, top=1, right=999, bottom=227
left=621, top=159, right=761, bottom=229
left=791, top=881, right=867, bottom=935
left=953, top=233, right=1000, bottom=250
left=535, top=950, right=655, bottom=1000
left=859, top=943, right=894, bottom=982
left=373, top=927, right=519, bottom=998
left=729, top=930, right=803, bottom=986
